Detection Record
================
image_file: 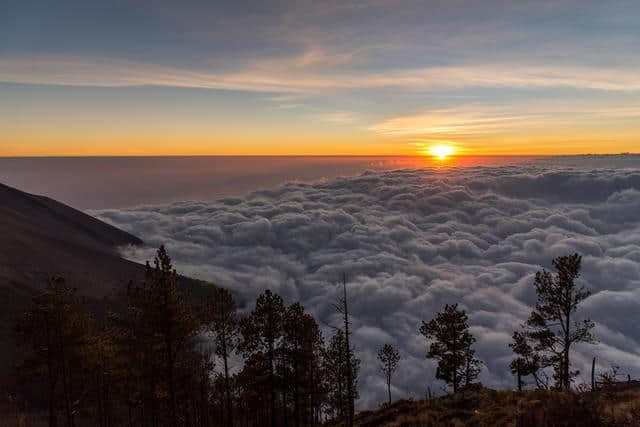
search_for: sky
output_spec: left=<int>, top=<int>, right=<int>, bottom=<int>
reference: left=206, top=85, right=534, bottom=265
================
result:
left=1, top=0, right=639, bottom=156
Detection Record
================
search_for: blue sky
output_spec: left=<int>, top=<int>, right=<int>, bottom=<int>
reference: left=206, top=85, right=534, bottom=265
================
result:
left=1, top=0, right=639, bottom=155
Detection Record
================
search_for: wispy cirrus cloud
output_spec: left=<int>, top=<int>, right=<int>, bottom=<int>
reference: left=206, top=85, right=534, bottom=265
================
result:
left=368, top=103, right=640, bottom=143
left=2, top=56, right=639, bottom=94
left=369, top=108, right=535, bottom=138
left=315, top=111, right=358, bottom=124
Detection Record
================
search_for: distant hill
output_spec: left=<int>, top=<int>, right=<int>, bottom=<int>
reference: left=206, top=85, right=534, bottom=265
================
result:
left=0, top=182, right=208, bottom=383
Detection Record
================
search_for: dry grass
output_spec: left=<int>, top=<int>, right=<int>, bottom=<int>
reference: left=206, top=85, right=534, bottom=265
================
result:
left=326, top=385, right=640, bottom=427
left=599, top=387, right=640, bottom=426
left=4, top=385, right=640, bottom=426
left=0, top=398, right=48, bottom=427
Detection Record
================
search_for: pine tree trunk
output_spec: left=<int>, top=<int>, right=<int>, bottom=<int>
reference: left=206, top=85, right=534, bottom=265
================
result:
left=150, top=372, right=158, bottom=427
left=452, top=335, right=458, bottom=394
left=337, top=355, right=344, bottom=420
left=166, top=341, right=177, bottom=427
left=564, top=311, right=571, bottom=390
left=58, top=327, right=73, bottom=427
left=97, top=371, right=104, bottom=427
left=294, top=356, right=300, bottom=427
left=223, top=351, right=233, bottom=427
left=342, top=276, right=354, bottom=427
left=563, top=288, right=571, bottom=391
left=48, top=356, right=58, bottom=427
left=517, top=359, right=522, bottom=391
left=46, top=320, right=58, bottom=427
left=269, top=343, right=276, bottom=427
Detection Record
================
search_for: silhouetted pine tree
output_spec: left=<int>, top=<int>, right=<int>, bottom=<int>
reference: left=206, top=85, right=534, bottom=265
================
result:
left=234, top=353, right=271, bottom=426
left=509, top=331, right=543, bottom=391
left=85, top=324, right=120, bottom=427
left=176, top=344, right=214, bottom=427
left=238, top=289, right=285, bottom=427
left=108, top=290, right=154, bottom=427
left=15, top=276, right=94, bottom=427
left=463, top=340, right=482, bottom=388
left=112, top=246, right=202, bottom=427
left=12, top=248, right=609, bottom=425
left=146, top=246, right=200, bottom=425
left=323, top=329, right=360, bottom=421
left=202, top=287, right=239, bottom=427
left=377, top=344, right=400, bottom=405
left=525, top=253, right=595, bottom=390
left=282, top=302, right=325, bottom=427
left=420, top=303, right=481, bottom=393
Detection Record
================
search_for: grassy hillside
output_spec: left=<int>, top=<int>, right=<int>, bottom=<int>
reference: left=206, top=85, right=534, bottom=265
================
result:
left=325, top=385, right=640, bottom=427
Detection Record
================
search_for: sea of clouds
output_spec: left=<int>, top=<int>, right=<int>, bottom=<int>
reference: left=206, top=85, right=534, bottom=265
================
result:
left=96, top=159, right=640, bottom=409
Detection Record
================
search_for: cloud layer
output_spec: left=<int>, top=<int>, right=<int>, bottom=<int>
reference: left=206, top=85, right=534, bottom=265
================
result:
left=96, top=160, right=640, bottom=409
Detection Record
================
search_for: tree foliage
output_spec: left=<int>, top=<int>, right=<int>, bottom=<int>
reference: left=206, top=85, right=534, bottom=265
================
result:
left=13, top=247, right=358, bottom=427
left=323, top=329, right=360, bottom=420
left=525, top=253, right=595, bottom=390
left=15, top=276, right=93, bottom=427
left=238, top=289, right=284, bottom=427
left=282, top=302, right=325, bottom=427
left=23, top=247, right=619, bottom=425
left=202, top=287, right=238, bottom=427
left=509, top=331, right=543, bottom=391
left=11, top=247, right=614, bottom=426
left=122, top=245, right=201, bottom=426
left=420, top=303, right=482, bottom=393
left=377, top=344, right=400, bottom=404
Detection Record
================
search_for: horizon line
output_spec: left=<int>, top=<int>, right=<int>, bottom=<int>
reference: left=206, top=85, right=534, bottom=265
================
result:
left=1, top=153, right=638, bottom=159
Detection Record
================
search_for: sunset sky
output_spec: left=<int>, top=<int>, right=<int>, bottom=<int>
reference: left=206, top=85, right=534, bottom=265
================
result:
left=1, top=0, right=639, bottom=156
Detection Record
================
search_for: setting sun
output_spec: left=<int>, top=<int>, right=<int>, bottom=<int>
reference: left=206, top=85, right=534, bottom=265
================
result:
left=429, top=145, right=455, bottom=159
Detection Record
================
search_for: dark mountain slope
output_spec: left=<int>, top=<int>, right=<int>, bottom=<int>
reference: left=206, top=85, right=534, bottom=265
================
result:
left=0, top=182, right=210, bottom=382
left=0, top=182, right=146, bottom=298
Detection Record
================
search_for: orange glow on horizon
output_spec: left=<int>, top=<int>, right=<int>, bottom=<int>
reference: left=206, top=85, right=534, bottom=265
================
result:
left=2, top=132, right=639, bottom=157
left=429, top=145, right=455, bottom=159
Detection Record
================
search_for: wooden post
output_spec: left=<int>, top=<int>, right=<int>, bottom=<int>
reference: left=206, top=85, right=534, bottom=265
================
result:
left=591, top=357, right=596, bottom=391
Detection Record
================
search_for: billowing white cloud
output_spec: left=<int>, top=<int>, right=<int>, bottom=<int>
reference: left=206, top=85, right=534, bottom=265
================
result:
left=96, top=162, right=640, bottom=409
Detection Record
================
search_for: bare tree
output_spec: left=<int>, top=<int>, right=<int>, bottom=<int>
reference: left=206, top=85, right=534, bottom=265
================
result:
left=330, top=274, right=358, bottom=426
